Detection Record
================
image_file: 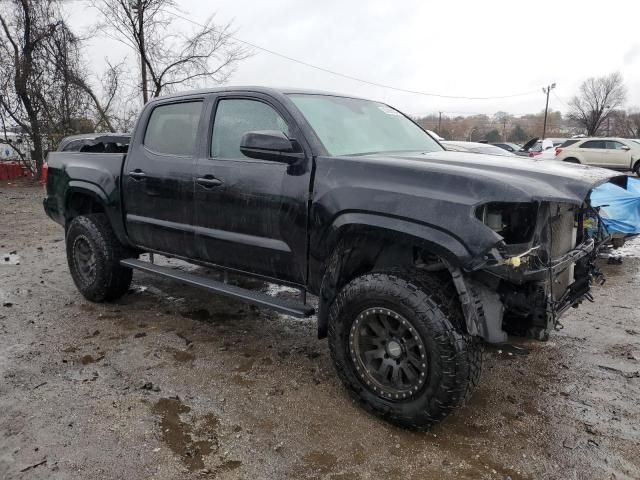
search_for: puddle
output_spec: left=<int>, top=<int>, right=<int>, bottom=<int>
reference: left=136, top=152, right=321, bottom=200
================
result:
left=302, top=451, right=338, bottom=475
left=80, top=354, right=104, bottom=365
left=173, top=350, right=195, bottom=363
left=180, top=308, right=245, bottom=323
left=151, top=398, right=218, bottom=472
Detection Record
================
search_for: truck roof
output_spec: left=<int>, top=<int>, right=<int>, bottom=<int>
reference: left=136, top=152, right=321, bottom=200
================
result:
left=150, top=86, right=368, bottom=103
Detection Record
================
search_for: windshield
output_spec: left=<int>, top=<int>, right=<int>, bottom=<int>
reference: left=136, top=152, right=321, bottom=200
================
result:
left=288, top=94, right=442, bottom=156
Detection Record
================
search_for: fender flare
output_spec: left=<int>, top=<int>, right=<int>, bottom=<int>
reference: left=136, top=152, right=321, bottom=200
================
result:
left=66, top=180, right=110, bottom=207
left=315, top=212, right=473, bottom=339
left=64, top=181, right=129, bottom=245
left=324, top=212, right=471, bottom=265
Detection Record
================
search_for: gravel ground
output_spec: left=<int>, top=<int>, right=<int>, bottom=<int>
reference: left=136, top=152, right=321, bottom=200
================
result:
left=1, top=180, right=639, bottom=479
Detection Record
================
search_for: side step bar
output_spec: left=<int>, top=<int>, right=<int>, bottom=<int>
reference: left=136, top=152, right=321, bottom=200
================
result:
left=120, top=258, right=315, bottom=318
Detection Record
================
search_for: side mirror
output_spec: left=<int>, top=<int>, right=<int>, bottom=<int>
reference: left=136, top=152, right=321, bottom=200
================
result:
left=240, top=130, right=304, bottom=163
left=621, top=145, right=631, bottom=151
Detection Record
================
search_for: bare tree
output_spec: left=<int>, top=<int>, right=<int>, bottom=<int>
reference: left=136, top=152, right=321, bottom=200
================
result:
left=68, top=59, right=129, bottom=133
left=568, top=72, right=627, bottom=136
left=0, top=0, right=95, bottom=176
left=494, top=111, right=513, bottom=141
left=90, top=0, right=249, bottom=104
left=0, top=0, right=57, bottom=176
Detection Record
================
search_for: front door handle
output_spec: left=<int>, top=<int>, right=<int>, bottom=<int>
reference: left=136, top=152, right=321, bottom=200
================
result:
left=196, top=175, right=223, bottom=188
left=128, top=169, right=146, bottom=180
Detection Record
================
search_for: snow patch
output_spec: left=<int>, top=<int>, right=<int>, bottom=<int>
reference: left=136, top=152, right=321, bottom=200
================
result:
left=611, top=236, right=640, bottom=258
left=265, top=283, right=300, bottom=296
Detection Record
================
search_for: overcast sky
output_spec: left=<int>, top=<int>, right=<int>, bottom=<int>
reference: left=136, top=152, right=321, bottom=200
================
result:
left=67, top=0, right=640, bottom=117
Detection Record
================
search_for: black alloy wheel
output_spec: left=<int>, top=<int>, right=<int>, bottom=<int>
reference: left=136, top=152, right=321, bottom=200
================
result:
left=349, top=307, right=428, bottom=400
left=72, top=235, right=98, bottom=285
left=328, top=271, right=484, bottom=430
left=66, top=214, right=133, bottom=302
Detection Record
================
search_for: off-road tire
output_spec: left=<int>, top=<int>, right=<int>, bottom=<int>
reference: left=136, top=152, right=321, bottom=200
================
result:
left=66, top=213, right=133, bottom=302
left=328, top=271, right=483, bottom=430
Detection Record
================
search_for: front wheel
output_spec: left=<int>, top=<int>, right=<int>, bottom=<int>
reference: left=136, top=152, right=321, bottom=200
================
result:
left=66, top=213, right=133, bottom=302
left=634, top=160, right=640, bottom=177
left=328, top=272, right=483, bottom=430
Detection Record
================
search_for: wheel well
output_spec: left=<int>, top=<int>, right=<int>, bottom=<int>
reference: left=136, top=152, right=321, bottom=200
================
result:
left=316, top=226, right=454, bottom=338
left=65, top=192, right=105, bottom=224
left=563, top=157, right=580, bottom=164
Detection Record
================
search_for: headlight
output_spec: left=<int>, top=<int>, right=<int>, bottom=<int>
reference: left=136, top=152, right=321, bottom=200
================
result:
left=475, top=202, right=538, bottom=244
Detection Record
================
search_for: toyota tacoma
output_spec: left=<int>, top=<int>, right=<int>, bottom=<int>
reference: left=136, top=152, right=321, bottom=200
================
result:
left=44, top=87, right=621, bottom=429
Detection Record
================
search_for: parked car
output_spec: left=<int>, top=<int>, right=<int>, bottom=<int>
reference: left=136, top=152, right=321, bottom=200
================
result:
left=426, top=129, right=445, bottom=141
left=442, top=141, right=517, bottom=156
left=491, top=142, right=521, bottom=153
left=44, top=87, right=621, bottom=429
left=515, top=137, right=539, bottom=156
left=524, top=138, right=568, bottom=157
left=554, top=137, right=640, bottom=175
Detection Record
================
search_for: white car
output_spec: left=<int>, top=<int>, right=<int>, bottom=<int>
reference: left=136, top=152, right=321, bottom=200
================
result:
left=426, top=129, right=445, bottom=141
left=554, top=137, right=640, bottom=175
left=441, top=141, right=517, bottom=157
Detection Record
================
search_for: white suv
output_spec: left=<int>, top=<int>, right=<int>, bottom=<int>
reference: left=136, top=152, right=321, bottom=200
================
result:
left=554, top=137, right=640, bottom=175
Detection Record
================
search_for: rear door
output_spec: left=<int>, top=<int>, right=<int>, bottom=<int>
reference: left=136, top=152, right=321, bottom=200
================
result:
left=123, top=99, right=205, bottom=257
left=192, top=93, right=312, bottom=284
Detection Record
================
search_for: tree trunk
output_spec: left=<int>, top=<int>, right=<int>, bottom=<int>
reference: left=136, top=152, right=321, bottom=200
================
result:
left=138, top=0, right=148, bottom=104
left=23, top=96, right=43, bottom=178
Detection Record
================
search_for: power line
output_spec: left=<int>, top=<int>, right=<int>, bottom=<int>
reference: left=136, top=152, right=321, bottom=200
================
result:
left=552, top=91, right=571, bottom=109
left=168, top=11, right=539, bottom=101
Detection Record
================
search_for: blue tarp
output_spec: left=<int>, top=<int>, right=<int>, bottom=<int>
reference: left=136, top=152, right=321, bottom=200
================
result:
left=591, top=178, right=640, bottom=235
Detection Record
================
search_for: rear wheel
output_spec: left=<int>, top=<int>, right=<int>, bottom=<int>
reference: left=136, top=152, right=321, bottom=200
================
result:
left=564, top=157, right=580, bottom=164
left=66, top=213, right=133, bottom=302
left=328, top=271, right=483, bottom=430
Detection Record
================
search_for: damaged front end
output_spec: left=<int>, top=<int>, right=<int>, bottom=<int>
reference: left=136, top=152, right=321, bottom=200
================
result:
left=452, top=198, right=608, bottom=344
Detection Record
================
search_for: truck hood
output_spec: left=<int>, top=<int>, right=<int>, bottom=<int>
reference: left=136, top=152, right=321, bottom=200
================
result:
left=363, top=150, right=622, bottom=205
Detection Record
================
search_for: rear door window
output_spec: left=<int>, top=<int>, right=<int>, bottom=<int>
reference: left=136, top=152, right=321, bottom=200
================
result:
left=580, top=140, right=605, bottom=149
left=144, top=101, right=203, bottom=156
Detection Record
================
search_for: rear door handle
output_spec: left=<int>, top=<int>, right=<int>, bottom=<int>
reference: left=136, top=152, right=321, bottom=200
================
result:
left=128, top=169, right=146, bottom=180
left=196, top=175, right=223, bottom=188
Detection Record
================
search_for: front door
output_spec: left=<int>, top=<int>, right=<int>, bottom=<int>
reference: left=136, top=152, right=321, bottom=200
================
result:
left=603, top=140, right=633, bottom=169
left=123, top=99, right=205, bottom=257
left=193, top=94, right=312, bottom=284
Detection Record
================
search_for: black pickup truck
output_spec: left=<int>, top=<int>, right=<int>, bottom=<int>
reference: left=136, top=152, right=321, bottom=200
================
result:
left=44, top=87, right=620, bottom=429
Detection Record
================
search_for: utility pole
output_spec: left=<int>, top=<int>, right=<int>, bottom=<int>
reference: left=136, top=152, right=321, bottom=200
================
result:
left=541, top=83, right=556, bottom=140
left=437, top=111, right=442, bottom=136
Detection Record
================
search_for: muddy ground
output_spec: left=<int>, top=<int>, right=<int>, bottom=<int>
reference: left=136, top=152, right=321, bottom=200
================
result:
left=1, top=180, right=639, bottom=480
